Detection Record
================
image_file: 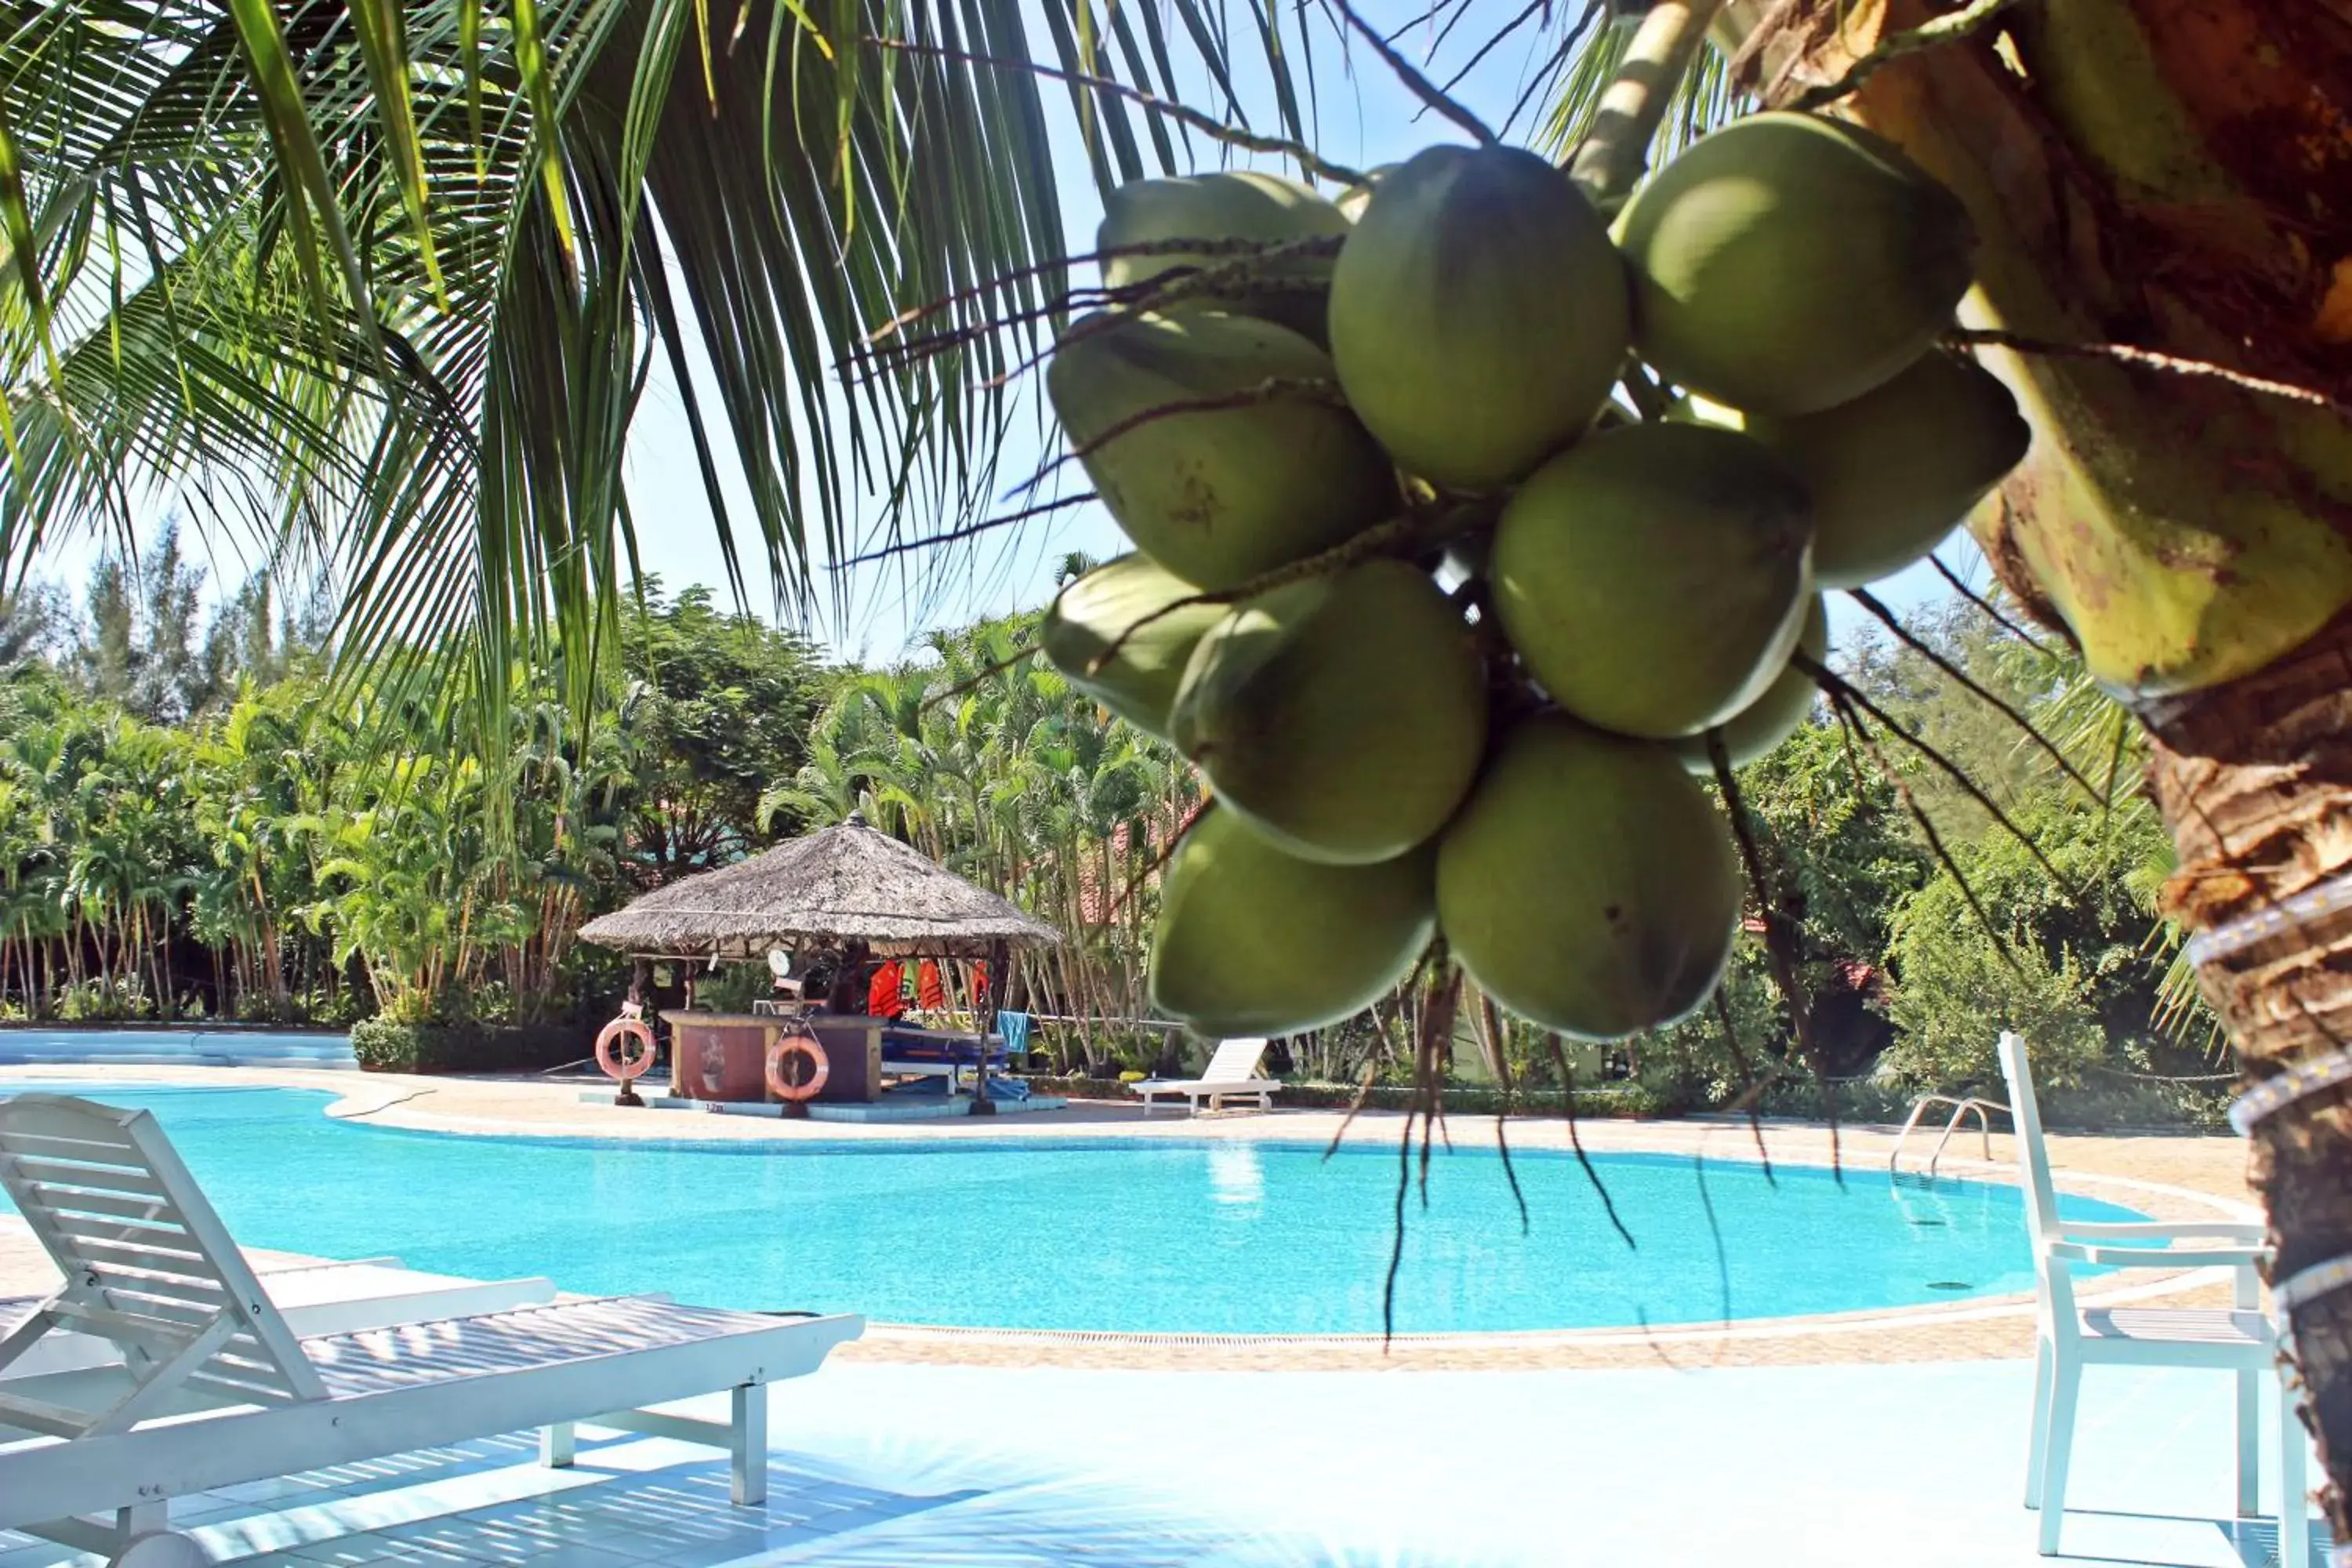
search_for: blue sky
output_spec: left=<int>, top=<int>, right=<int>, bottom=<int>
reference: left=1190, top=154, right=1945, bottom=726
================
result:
left=27, top=2, right=1962, bottom=662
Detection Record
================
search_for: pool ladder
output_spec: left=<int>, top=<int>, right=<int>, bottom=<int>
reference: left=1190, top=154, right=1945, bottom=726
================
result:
left=1889, top=1094, right=2009, bottom=1181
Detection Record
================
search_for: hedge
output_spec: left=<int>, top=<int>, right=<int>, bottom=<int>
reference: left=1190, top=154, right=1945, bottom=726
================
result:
left=352, top=1018, right=593, bottom=1075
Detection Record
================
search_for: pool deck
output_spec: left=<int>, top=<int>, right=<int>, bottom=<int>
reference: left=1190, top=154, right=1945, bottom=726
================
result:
left=0, top=1065, right=2317, bottom=1566
left=0, top=1362, right=2314, bottom=1568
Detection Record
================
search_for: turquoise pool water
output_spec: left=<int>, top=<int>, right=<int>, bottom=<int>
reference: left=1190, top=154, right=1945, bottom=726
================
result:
left=0, top=1083, right=2147, bottom=1334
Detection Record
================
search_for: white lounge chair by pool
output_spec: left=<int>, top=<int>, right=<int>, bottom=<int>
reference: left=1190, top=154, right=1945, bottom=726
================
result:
left=0, top=1254, right=561, bottom=1380
left=1131, top=1038, right=1281, bottom=1116
left=1997, top=1033, right=2307, bottom=1563
left=0, top=1094, right=863, bottom=1566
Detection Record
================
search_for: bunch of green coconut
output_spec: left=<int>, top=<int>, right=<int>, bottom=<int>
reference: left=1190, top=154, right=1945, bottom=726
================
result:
left=1037, top=111, right=2030, bottom=1045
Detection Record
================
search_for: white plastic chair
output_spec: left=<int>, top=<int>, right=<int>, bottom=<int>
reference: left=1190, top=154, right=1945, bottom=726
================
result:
left=1997, top=1033, right=2308, bottom=1563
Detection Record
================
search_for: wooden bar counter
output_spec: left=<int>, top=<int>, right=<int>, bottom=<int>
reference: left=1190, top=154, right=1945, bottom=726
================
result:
left=659, top=1010, right=884, bottom=1104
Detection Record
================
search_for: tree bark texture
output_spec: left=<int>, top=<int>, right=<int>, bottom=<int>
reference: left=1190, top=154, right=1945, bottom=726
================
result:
left=2140, top=611, right=2352, bottom=1543
left=1730, top=0, right=2352, bottom=1538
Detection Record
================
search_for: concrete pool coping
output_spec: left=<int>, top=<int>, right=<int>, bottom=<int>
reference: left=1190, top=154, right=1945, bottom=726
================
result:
left=0, top=1062, right=2262, bottom=1372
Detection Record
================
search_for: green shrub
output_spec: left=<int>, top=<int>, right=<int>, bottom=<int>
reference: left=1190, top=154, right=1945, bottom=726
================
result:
left=1270, top=1080, right=1668, bottom=1117
left=350, top=1017, right=424, bottom=1071
left=1882, top=917, right=2105, bottom=1094
left=374, top=989, right=440, bottom=1026
left=1882, top=902, right=2103, bottom=1098
left=695, top=964, right=775, bottom=1014
left=1876, top=791, right=2180, bottom=1095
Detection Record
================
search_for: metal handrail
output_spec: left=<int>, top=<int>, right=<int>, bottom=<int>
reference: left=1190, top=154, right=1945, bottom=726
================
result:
left=1889, top=1093, right=2010, bottom=1180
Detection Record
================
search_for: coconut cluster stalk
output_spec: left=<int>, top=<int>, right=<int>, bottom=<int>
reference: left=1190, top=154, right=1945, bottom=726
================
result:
left=1566, top=0, right=1733, bottom=205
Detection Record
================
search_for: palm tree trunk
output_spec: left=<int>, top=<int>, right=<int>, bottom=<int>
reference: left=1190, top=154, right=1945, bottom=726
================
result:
left=253, top=870, right=288, bottom=1010
left=1739, top=0, right=2352, bottom=1532
left=154, top=904, right=173, bottom=1016
left=2140, top=611, right=2352, bottom=1534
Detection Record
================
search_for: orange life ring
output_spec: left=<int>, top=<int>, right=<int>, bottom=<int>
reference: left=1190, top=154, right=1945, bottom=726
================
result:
left=595, top=1017, right=657, bottom=1082
left=766, top=1033, right=830, bottom=1102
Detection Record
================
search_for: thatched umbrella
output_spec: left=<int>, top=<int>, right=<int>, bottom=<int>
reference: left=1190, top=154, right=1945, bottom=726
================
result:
left=579, top=814, right=1062, bottom=962
left=581, top=816, right=1060, bottom=1112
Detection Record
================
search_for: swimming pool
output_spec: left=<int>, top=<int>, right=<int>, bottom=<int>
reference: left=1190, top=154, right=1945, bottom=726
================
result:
left=0, top=1083, right=2149, bottom=1335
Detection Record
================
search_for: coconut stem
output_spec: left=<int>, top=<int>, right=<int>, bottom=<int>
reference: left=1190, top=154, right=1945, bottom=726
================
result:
left=1784, top=0, right=2019, bottom=114
left=1083, top=501, right=1494, bottom=675
left=1566, top=0, right=1732, bottom=207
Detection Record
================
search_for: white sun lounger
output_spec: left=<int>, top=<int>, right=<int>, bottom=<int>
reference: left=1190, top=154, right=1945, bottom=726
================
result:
left=1130, top=1038, right=1282, bottom=1116
left=0, top=1094, right=863, bottom=1565
left=0, top=1254, right=561, bottom=1380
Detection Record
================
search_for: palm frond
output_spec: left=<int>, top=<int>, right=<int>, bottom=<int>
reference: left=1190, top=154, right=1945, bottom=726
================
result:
left=0, top=0, right=1708, bottom=750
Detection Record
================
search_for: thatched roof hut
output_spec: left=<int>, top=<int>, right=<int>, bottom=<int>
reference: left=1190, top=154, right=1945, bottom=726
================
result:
left=578, top=815, right=1062, bottom=961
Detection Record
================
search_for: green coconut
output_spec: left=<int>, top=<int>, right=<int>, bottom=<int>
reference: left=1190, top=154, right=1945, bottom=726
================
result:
left=1099, top=171, right=1352, bottom=342
left=1744, top=350, right=2030, bottom=587
left=1616, top=111, right=1976, bottom=416
left=1327, top=144, right=1629, bottom=492
left=1491, top=423, right=1813, bottom=739
left=1149, top=808, right=1437, bottom=1036
left=1671, top=593, right=1829, bottom=773
left=1047, top=310, right=1397, bottom=590
left=1039, top=554, right=1227, bottom=736
left=1168, top=560, right=1487, bottom=864
left=1437, top=715, right=1740, bottom=1041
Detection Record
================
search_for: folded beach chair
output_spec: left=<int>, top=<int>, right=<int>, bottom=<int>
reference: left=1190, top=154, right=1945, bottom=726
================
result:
left=0, top=1094, right=862, bottom=1565
left=1130, top=1038, right=1282, bottom=1116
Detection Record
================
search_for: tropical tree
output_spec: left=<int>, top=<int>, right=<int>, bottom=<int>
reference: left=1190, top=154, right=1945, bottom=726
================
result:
left=10, top=0, right=2352, bottom=1518
left=0, top=557, right=832, bottom=1023
left=0, top=583, right=63, bottom=681
left=188, top=684, right=343, bottom=1012
left=612, top=584, right=822, bottom=881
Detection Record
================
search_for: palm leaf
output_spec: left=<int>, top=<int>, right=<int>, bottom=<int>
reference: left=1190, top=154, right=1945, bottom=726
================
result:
left=0, top=0, right=1727, bottom=764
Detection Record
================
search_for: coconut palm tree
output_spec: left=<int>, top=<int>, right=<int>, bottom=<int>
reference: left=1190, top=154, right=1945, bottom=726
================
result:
left=14, top=0, right=2352, bottom=1518
left=826, top=5, right=2352, bottom=1509
left=1530, top=0, right=2352, bottom=1525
